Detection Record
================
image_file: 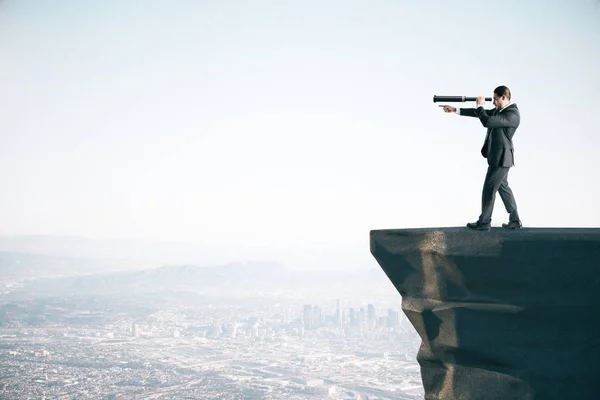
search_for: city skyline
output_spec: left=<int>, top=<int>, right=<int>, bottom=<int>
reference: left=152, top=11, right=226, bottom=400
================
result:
left=0, top=252, right=423, bottom=399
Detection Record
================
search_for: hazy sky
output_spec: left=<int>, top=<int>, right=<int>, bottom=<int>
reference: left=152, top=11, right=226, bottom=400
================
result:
left=1, top=0, right=599, bottom=248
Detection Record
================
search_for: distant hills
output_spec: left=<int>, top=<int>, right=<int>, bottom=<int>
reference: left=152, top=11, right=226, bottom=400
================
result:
left=0, top=251, right=108, bottom=281
left=0, top=234, right=227, bottom=265
left=0, top=234, right=375, bottom=271
left=4, top=259, right=390, bottom=300
left=0, top=234, right=387, bottom=300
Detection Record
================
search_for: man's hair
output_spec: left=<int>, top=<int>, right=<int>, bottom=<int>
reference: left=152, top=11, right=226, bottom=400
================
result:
left=494, top=85, right=511, bottom=101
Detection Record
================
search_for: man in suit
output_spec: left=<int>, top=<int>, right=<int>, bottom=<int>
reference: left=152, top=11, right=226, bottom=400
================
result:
left=440, top=85, right=522, bottom=231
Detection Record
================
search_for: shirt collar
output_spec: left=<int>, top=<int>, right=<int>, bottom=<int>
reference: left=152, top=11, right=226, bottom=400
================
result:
left=498, top=102, right=512, bottom=113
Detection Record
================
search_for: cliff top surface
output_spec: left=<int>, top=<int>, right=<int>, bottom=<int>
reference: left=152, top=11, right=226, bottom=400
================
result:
left=371, top=226, right=600, bottom=234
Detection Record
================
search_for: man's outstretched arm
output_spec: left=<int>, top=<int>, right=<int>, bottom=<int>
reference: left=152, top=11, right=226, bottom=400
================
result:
left=439, top=105, right=495, bottom=117
left=475, top=107, right=520, bottom=128
left=457, top=107, right=495, bottom=117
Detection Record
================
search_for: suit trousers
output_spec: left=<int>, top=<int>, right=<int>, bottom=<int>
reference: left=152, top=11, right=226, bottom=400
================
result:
left=478, top=166, right=520, bottom=225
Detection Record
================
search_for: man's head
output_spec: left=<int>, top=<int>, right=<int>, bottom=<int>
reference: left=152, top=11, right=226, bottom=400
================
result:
left=493, top=86, right=511, bottom=109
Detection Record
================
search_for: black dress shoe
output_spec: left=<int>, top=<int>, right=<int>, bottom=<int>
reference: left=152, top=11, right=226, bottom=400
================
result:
left=502, top=221, right=523, bottom=229
left=466, top=222, right=491, bottom=231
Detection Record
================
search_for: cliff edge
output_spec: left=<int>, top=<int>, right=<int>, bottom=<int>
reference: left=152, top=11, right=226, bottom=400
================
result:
left=370, top=227, right=600, bottom=400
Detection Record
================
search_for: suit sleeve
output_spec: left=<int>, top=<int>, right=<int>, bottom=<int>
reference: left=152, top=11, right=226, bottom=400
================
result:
left=475, top=107, right=520, bottom=128
left=459, top=108, right=495, bottom=117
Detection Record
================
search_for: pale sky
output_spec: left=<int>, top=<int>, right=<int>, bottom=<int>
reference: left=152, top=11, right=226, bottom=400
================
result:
left=1, top=0, right=599, bottom=248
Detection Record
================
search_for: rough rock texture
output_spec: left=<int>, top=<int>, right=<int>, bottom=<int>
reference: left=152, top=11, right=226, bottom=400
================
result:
left=370, top=227, right=600, bottom=400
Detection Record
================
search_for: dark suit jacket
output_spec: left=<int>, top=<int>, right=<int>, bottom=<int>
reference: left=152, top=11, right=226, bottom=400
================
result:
left=459, top=103, right=520, bottom=168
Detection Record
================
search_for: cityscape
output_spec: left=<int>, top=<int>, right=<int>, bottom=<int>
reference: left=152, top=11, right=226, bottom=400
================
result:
left=0, top=250, right=425, bottom=400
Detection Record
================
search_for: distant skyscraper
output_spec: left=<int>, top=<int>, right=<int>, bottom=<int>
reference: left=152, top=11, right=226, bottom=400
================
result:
left=303, top=305, right=313, bottom=330
left=132, top=323, right=140, bottom=338
left=387, top=309, right=399, bottom=328
left=368, top=304, right=376, bottom=329
left=359, top=307, right=365, bottom=328
left=312, top=306, right=322, bottom=329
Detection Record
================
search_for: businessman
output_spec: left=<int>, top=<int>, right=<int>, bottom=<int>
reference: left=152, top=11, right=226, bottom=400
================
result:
left=440, top=85, right=522, bottom=231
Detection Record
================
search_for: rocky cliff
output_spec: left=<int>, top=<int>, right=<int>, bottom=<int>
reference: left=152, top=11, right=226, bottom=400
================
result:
left=370, top=227, right=600, bottom=400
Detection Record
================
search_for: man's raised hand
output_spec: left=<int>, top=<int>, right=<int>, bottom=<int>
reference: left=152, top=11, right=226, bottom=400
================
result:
left=439, top=105, right=456, bottom=113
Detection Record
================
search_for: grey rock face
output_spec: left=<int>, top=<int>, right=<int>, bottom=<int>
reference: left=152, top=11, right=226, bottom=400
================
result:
left=370, top=227, right=600, bottom=400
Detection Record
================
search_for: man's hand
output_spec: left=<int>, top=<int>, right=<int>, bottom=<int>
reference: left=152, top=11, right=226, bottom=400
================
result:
left=439, top=105, right=456, bottom=113
left=476, top=96, right=486, bottom=107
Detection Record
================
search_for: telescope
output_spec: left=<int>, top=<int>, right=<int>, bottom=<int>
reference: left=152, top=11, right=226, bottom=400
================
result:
left=433, top=95, right=492, bottom=103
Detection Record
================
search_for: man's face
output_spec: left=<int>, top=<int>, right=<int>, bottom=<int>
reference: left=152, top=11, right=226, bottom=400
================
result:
left=493, top=94, right=509, bottom=109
